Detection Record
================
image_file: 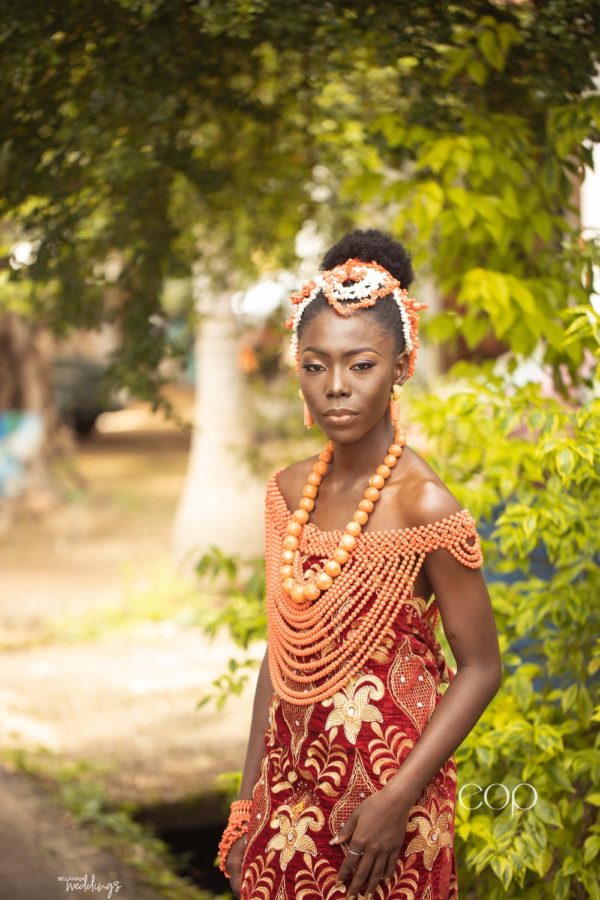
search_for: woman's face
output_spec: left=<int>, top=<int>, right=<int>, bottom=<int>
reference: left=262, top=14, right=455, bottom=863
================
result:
left=298, top=305, right=408, bottom=442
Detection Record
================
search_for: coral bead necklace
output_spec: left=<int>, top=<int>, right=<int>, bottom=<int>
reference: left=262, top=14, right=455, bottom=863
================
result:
left=280, top=422, right=406, bottom=604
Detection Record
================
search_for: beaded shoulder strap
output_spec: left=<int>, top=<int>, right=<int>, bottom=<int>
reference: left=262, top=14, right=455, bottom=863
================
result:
left=413, top=507, right=484, bottom=568
left=265, top=468, right=483, bottom=566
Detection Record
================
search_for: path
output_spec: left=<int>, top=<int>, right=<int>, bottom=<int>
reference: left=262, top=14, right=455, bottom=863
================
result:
left=0, top=765, right=163, bottom=900
left=0, top=386, right=263, bottom=896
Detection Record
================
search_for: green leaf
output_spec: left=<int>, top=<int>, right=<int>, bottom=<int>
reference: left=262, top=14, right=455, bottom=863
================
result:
left=584, top=835, right=600, bottom=864
left=556, top=448, right=575, bottom=481
left=490, top=855, right=513, bottom=889
left=467, top=59, right=488, bottom=86
left=534, top=847, right=553, bottom=877
left=496, top=22, right=520, bottom=53
left=478, top=30, right=504, bottom=71
left=426, top=310, right=463, bottom=342
left=535, top=798, right=562, bottom=827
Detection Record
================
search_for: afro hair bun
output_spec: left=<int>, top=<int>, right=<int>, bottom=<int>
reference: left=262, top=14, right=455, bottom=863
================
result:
left=320, top=228, right=414, bottom=289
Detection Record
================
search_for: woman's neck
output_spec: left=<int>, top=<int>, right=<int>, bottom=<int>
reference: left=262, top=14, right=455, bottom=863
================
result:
left=327, top=418, right=396, bottom=486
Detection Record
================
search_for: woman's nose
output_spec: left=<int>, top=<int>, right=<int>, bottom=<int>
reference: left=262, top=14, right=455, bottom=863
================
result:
left=326, top=368, right=350, bottom=397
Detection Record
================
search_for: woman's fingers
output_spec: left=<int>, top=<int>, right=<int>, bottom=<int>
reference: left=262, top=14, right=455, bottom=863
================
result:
left=229, top=865, right=241, bottom=897
left=384, top=845, right=400, bottom=879
left=226, top=836, right=246, bottom=898
left=340, top=845, right=399, bottom=900
left=332, top=801, right=405, bottom=897
left=344, top=848, right=376, bottom=900
left=361, top=852, right=388, bottom=899
left=335, top=840, right=365, bottom=889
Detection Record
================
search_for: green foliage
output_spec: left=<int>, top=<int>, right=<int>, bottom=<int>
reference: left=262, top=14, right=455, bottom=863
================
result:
left=407, top=315, right=599, bottom=896
left=379, top=47, right=600, bottom=899
left=0, top=0, right=322, bottom=409
left=194, top=547, right=266, bottom=710
left=3, top=1, right=597, bottom=408
left=315, top=6, right=600, bottom=386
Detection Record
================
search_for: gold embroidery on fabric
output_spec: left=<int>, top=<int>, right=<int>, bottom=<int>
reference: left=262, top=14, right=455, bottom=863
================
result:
left=297, top=729, right=349, bottom=797
left=367, top=721, right=415, bottom=784
left=241, top=849, right=277, bottom=899
left=274, top=882, right=288, bottom=900
left=267, top=800, right=325, bottom=872
left=270, top=744, right=297, bottom=794
left=449, top=868, right=459, bottom=900
left=322, top=673, right=384, bottom=744
left=404, top=595, right=428, bottom=617
left=387, top=637, right=436, bottom=732
left=378, top=858, right=421, bottom=898
left=328, top=751, right=377, bottom=846
left=243, top=754, right=272, bottom=864
left=405, top=797, right=454, bottom=870
left=266, top=693, right=279, bottom=747
left=295, top=856, right=348, bottom=899
left=420, top=879, right=434, bottom=900
left=280, top=699, right=316, bottom=761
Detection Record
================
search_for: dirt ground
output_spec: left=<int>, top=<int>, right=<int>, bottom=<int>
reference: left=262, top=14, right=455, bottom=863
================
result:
left=0, top=385, right=262, bottom=897
left=0, top=764, right=167, bottom=900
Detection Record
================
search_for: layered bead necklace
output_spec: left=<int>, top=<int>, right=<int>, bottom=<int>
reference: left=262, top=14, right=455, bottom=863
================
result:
left=280, top=422, right=406, bottom=605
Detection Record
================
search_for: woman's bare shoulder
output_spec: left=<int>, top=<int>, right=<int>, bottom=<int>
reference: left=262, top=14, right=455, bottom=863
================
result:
left=276, top=455, right=320, bottom=510
left=274, top=445, right=464, bottom=528
left=400, top=446, right=464, bottom=527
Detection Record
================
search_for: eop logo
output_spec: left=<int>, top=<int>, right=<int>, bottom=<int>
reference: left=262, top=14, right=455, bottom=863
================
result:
left=458, top=783, right=538, bottom=818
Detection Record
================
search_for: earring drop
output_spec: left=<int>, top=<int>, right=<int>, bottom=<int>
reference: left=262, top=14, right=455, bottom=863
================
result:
left=298, top=388, right=314, bottom=428
left=389, top=384, right=403, bottom=426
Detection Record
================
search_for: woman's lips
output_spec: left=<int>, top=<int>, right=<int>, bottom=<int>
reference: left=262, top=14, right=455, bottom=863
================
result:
left=323, top=412, right=357, bottom=425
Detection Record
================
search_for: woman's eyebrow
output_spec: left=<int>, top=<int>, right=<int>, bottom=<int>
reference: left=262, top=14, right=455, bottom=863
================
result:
left=301, top=346, right=382, bottom=357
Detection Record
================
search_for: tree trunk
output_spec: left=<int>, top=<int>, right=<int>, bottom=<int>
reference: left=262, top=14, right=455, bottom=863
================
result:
left=0, top=312, right=60, bottom=503
left=171, top=273, right=266, bottom=569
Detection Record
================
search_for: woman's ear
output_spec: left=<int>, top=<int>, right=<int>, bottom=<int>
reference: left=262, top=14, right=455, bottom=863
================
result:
left=394, top=350, right=410, bottom=384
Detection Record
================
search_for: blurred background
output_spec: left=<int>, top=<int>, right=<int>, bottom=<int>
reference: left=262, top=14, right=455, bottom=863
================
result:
left=0, top=2, right=599, bottom=899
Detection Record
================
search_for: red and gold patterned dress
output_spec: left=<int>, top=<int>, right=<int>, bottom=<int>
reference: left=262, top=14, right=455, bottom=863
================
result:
left=240, top=469, right=484, bottom=900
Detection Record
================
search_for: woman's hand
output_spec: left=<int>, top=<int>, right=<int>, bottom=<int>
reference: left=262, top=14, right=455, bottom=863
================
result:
left=225, top=835, right=247, bottom=898
left=331, top=786, right=414, bottom=900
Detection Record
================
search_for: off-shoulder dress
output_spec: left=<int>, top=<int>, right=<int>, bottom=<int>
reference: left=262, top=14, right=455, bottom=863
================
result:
left=239, top=469, right=484, bottom=900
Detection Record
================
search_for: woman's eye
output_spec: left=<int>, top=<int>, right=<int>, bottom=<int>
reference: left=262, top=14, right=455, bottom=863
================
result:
left=301, top=361, right=374, bottom=372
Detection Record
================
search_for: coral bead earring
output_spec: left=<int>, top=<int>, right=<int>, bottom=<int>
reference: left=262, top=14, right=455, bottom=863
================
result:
left=389, top=383, right=403, bottom=427
left=298, top=388, right=314, bottom=428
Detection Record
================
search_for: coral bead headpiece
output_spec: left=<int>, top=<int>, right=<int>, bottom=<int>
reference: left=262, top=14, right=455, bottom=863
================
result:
left=284, top=258, right=428, bottom=379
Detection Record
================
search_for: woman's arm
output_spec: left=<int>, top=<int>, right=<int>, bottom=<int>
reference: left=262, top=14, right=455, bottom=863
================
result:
left=237, top=646, right=274, bottom=799
left=334, top=490, right=502, bottom=900
left=383, top=545, right=502, bottom=804
left=384, top=485, right=502, bottom=803
left=222, top=645, right=273, bottom=897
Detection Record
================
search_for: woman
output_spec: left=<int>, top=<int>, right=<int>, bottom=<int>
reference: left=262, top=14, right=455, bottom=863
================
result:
left=218, top=229, right=502, bottom=900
